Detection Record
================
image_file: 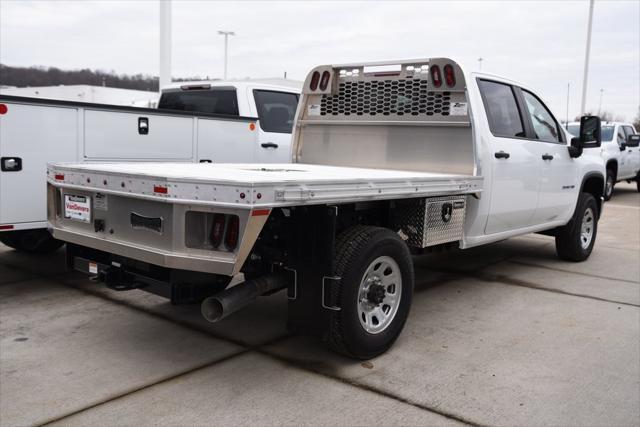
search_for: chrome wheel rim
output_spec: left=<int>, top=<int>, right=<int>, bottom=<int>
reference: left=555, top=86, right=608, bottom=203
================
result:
left=580, top=207, right=595, bottom=249
left=357, top=256, right=402, bottom=334
left=606, top=176, right=613, bottom=196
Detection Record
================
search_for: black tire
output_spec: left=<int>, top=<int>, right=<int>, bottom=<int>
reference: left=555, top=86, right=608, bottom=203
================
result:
left=0, top=229, right=64, bottom=254
left=636, top=173, right=640, bottom=193
left=325, top=226, right=414, bottom=359
left=555, top=193, right=598, bottom=262
left=604, top=169, right=615, bottom=201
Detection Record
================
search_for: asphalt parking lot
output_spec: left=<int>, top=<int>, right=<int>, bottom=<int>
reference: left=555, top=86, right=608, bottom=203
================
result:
left=1, top=183, right=638, bottom=427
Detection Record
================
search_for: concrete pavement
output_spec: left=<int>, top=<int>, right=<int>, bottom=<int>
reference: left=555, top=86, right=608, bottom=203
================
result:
left=1, top=182, right=638, bottom=426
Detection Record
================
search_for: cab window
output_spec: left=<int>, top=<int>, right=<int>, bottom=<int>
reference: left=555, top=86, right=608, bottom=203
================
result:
left=616, top=126, right=626, bottom=145
left=158, top=89, right=239, bottom=115
left=478, top=80, right=525, bottom=138
left=253, top=90, right=300, bottom=134
left=521, top=90, right=560, bottom=143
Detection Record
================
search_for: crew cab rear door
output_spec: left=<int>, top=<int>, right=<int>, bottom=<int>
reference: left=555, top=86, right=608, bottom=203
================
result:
left=478, top=79, right=540, bottom=234
left=622, top=125, right=640, bottom=177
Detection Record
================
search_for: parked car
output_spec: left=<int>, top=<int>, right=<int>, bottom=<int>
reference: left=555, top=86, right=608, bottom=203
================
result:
left=47, top=58, right=604, bottom=359
left=0, top=80, right=300, bottom=252
left=567, top=121, right=640, bottom=199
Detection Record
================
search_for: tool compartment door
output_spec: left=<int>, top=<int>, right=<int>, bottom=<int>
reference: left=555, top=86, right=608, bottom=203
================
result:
left=0, top=102, right=79, bottom=225
left=83, top=109, right=194, bottom=160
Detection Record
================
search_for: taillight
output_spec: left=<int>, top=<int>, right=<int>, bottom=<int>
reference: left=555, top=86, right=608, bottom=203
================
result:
left=0, top=104, right=7, bottom=115
left=153, top=185, right=168, bottom=194
left=319, top=71, right=331, bottom=91
left=443, top=64, right=455, bottom=87
left=210, top=214, right=226, bottom=248
left=225, top=215, right=239, bottom=250
left=310, top=71, right=320, bottom=91
left=430, top=65, right=442, bottom=88
left=55, top=174, right=65, bottom=181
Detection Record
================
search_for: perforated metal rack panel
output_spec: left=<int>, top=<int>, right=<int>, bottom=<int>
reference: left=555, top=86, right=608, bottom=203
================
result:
left=391, top=196, right=466, bottom=248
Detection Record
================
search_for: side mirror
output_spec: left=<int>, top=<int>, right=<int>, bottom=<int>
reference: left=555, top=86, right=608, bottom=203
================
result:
left=627, top=134, right=640, bottom=148
left=619, top=142, right=627, bottom=151
left=569, top=115, right=601, bottom=158
left=579, top=115, right=602, bottom=148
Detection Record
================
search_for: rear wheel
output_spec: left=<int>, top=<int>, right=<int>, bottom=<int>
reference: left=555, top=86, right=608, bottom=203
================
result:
left=555, top=193, right=598, bottom=262
left=604, top=169, right=615, bottom=201
left=636, top=173, right=640, bottom=192
left=325, top=226, right=414, bottom=359
left=0, top=229, right=64, bottom=254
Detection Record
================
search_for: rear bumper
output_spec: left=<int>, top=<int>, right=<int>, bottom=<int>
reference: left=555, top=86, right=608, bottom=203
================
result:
left=54, top=228, right=236, bottom=276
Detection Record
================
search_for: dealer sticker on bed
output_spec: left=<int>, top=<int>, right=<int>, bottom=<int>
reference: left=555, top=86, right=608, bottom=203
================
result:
left=64, top=195, right=91, bottom=223
left=449, top=102, right=468, bottom=116
left=308, top=104, right=321, bottom=116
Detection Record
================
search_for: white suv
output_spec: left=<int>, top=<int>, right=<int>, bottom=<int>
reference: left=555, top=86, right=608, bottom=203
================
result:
left=568, top=121, right=640, bottom=199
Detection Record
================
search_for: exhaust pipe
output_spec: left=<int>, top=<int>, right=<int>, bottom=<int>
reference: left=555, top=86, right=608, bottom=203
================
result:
left=201, top=273, right=288, bottom=323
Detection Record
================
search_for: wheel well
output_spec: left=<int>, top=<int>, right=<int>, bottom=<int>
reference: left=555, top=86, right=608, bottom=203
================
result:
left=606, top=160, right=618, bottom=178
left=582, top=174, right=604, bottom=217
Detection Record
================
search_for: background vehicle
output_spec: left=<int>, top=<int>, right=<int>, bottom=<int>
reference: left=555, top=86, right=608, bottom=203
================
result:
left=0, top=80, right=300, bottom=252
left=48, top=58, right=604, bottom=359
left=568, top=121, right=640, bottom=199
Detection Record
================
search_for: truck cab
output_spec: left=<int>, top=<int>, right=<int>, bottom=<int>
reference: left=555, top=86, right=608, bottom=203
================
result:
left=567, top=121, right=640, bottom=199
left=158, top=80, right=301, bottom=163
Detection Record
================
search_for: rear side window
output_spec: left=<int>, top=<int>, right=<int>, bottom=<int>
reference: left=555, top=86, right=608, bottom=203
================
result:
left=253, top=90, right=299, bottom=134
left=478, top=80, right=525, bottom=138
left=158, top=89, right=239, bottom=115
left=521, top=90, right=560, bottom=143
left=623, top=125, right=636, bottom=137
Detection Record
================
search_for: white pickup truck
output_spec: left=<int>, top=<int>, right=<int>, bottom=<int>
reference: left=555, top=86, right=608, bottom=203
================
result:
left=47, top=58, right=605, bottom=359
left=0, top=80, right=300, bottom=252
left=568, top=121, right=639, bottom=199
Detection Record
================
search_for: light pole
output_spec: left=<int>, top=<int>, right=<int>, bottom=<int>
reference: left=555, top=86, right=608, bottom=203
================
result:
left=159, top=0, right=172, bottom=89
left=598, top=88, right=604, bottom=116
left=218, top=30, right=235, bottom=79
left=580, top=0, right=595, bottom=115
left=478, top=57, right=483, bottom=70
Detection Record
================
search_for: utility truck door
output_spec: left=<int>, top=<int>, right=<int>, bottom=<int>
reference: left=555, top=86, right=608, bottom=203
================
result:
left=478, top=79, right=540, bottom=234
left=519, top=89, right=578, bottom=224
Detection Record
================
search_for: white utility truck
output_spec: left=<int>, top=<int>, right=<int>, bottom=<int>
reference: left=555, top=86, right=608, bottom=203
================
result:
left=567, top=121, right=639, bottom=199
left=0, top=80, right=300, bottom=252
left=47, top=59, right=605, bottom=359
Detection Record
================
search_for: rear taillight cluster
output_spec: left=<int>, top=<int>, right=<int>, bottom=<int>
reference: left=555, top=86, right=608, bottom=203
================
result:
left=210, top=214, right=240, bottom=251
left=430, top=64, right=456, bottom=88
left=309, top=70, right=331, bottom=91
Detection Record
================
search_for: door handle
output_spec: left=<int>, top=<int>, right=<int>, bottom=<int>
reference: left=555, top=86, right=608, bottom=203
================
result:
left=494, top=151, right=510, bottom=159
left=1, top=157, right=22, bottom=172
left=261, top=142, right=278, bottom=149
left=542, top=153, right=554, bottom=161
left=138, top=117, right=149, bottom=135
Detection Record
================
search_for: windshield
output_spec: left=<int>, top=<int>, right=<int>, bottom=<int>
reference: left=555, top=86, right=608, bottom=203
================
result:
left=253, top=90, right=299, bottom=134
left=567, top=124, right=614, bottom=141
left=158, top=89, right=239, bottom=115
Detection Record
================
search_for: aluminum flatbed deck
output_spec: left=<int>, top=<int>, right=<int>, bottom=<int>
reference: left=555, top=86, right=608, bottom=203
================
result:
left=48, top=163, right=483, bottom=209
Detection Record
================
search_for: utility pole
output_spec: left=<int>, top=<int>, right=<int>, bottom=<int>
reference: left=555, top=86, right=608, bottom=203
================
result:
left=566, top=83, right=570, bottom=129
left=478, top=57, right=483, bottom=70
left=580, top=0, right=595, bottom=115
left=218, top=30, right=235, bottom=79
left=159, top=0, right=172, bottom=89
left=598, top=88, right=604, bottom=116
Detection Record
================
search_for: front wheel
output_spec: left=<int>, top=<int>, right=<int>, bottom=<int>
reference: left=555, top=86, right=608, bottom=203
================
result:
left=325, top=226, right=414, bottom=359
left=555, top=193, right=598, bottom=262
left=604, top=169, right=615, bottom=201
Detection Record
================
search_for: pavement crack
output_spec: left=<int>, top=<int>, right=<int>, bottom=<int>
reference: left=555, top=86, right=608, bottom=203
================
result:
left=507, top=260, right=639, bottom=285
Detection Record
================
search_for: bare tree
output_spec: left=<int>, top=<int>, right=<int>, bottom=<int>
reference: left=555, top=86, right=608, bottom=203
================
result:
left=633, top=107, right=640, bottom=132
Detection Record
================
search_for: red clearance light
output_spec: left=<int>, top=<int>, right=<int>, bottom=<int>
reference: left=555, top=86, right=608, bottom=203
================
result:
left=225, top=215, right=239, bottom=250
left=0, top=104, right=7, bottom=115
left=54, top=174, right=65, bottom=181
left=443, top=64, right=456, bottom=87
left=0, top=225, right=14, bottom=230
left=153, top=185, right=168, bottom=194
left=210, top=214, right=226, bottom=248
left=319, top=71, right=331, bottom=91
left=251, top=209, right=271, bottom=217
left=309, top=71, right=320, bottom=91
left=430, top=65, right=442, bottom=88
